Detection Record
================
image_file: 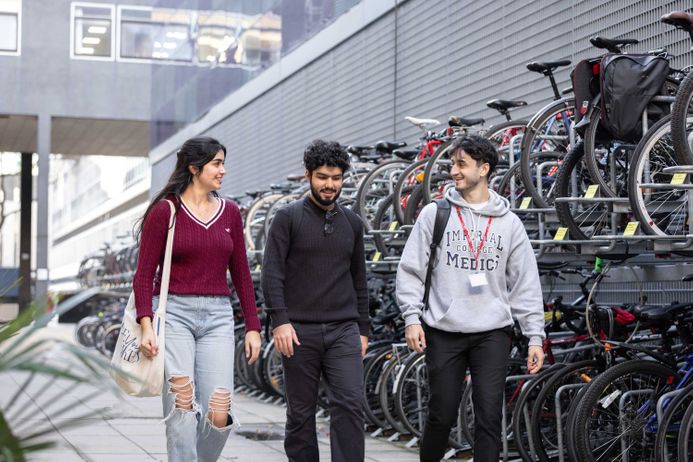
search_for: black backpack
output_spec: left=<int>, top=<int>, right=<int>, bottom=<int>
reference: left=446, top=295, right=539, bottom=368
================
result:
left=423, top=199, right=450, bottom=311
left=599, top=53, right=670, bottom=142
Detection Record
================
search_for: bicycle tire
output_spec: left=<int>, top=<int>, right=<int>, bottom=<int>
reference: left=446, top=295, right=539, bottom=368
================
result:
left=628, top=114, right=693, bottom=237
left=372, top=191, right=411, bottom=256
left=671, top=70, right=693, bottom=164
left=421, top=139, right=455, bottom=204
left=261, top=340, right=284, bottom=398
left=392, top=158, right=429, bottom=224
left=392, top=352, right=427, bottom=437
left=573, top=359, right=679, bottom=462
left=243, top=193, right=284, bottom=250
left=677, top=396, right=693, bottom=461
left=484, top=119, right=529, bottom=164
left=555, top=142, right=616, bottom=240
left=511, top=363, right=567, bottom=462
left=519, top=97, right=575, bottom=208
left=654, top=381, right=693, bottom=462
left=362, top=346, right=392, bottom=428
left=377, top=353, right=410, bottom=435
left=529, top=360, right=600, bottom=462
left=354, top=159, right=411, bottom=228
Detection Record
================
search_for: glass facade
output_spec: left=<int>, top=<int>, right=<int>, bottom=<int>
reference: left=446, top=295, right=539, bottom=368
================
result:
left=149, top=0, right=361, bottom=148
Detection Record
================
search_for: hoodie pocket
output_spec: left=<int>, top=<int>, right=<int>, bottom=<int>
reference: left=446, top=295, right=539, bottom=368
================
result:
left=435, top=295, right=513, bottom=333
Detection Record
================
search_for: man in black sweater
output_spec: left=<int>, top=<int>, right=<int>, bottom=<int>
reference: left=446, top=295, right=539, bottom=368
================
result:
left=261, top=140, right=370, bottom=462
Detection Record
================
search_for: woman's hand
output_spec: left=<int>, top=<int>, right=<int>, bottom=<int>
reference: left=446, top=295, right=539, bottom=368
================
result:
left=139, top=317, right=159, bottom=358
left=245, top=330, right=262, bottom=365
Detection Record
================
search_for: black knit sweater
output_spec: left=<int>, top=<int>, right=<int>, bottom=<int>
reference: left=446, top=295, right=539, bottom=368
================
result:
left=261, top=197, right=370, bottom=336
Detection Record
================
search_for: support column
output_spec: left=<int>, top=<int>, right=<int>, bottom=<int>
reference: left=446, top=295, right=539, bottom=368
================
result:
left=35, top=114, right=50, bottom=303
left=18, top=152, right=32, bottom=311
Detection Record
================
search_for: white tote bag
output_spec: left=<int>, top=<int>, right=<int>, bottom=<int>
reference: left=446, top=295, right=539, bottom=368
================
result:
left=110, top=200, right=175, bottom=397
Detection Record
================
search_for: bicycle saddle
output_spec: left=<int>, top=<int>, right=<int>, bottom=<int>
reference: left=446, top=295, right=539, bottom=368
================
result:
left=632, top=303, right=690, bottom=324
left=405, top=116, right=441, bottom=129
left=526, top=60, right=572, bottom=74
left=661, top=11, right=693, bottom=30
left=270, top=182, right=294, bottom=191
left=561, top=87, right=573, bottom=95
left=392, top=148, right=419, bottom=161
left=346, top=145, right=374, bottom=155
left=589, top=36, right=638, bottom=53
left=486, top=99, right=527, bottom=112
left=286, top=173, right=305, bottom=182
left=448, top=116, right=485, bottom=127
left=245, top=190, right=267, bottom=198
left=375, top=140, right=408, bottom=153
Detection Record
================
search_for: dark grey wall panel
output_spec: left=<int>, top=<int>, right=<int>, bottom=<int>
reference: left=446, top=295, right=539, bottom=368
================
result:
left=151, top=0, right=693, bottom=198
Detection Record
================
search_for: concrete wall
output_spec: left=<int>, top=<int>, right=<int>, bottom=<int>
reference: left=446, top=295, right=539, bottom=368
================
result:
left=0, top=0, right=151, bottom=120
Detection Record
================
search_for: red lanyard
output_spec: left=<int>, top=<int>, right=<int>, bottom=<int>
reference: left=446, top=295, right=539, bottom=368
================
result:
left=455, top=206, right=493, bottom=264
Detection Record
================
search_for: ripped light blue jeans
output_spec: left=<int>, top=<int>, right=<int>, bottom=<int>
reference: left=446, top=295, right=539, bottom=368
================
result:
left=155, top=294, right=239, bottom=462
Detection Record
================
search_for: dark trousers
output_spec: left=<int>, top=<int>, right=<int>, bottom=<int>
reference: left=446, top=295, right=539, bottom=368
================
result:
left=420, top=324, right=512, bottom=462
left=282, top=320, right=365, bottom=462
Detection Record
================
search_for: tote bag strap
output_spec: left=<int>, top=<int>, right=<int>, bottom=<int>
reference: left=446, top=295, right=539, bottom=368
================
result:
left=156, top=199, right=177, bottom=318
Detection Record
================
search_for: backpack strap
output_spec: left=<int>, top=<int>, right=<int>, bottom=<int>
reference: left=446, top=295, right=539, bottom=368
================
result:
left=422, top=199, right=451, bottom=311
left=341, top=206, right=363, bottom=241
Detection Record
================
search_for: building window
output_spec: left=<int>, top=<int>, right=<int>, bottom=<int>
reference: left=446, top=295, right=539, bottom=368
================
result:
left=0, top=0, right=21, bottom=55
left=72, top=3, right=114, bottom=59
left=118, top=6, right=193, bottom=62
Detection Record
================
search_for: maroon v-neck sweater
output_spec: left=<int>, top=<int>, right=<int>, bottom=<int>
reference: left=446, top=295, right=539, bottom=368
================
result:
left=133, top=197, right=261, bottom=332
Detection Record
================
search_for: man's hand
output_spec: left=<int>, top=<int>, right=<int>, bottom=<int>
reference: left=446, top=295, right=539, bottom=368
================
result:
left=139, top=317, right=158, bottom=358
left=527, top=345, right=544, bottom=374
left=405, top=324, right=426, bottom=353
left=360, top=335, right=369, bottom=358
left=273, top=323, right=300, bottom=357
left=245, top=330, right=262, bottom=365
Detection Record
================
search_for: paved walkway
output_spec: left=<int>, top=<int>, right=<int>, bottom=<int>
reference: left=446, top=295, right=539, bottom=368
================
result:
left=0, top=323, right=426, bottom=462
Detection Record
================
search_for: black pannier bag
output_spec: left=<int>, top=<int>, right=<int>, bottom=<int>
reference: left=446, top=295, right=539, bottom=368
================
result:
left=599, top=54, right=670, bottom=142
left=570, top=57, right=602, bottom=137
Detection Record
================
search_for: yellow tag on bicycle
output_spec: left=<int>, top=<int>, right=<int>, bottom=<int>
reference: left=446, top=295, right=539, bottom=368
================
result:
left=553, top=227, right=568, bottom=241
left=254, top=264, right=261, bottom=271
left=373, top=251, right=382, bottom=262
left=671, top=173, right=687, bottom=185
left=584, top=184, right=599, bottom=198
left=389, top=221, right=398, bottom=231
left=519, top=197, right=532, bottom=209
left=623, top=222, right=639, bottom=236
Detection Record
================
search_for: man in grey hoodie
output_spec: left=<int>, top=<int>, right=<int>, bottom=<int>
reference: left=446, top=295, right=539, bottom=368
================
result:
left=396, top=135, right=545, bottom=462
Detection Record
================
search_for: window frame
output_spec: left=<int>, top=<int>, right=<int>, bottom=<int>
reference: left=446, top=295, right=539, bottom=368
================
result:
left=70, top=1, right=115, bottom=61
left=116, top=4, right=194, bottom=64
left=0, top=0, right=22, bottom=56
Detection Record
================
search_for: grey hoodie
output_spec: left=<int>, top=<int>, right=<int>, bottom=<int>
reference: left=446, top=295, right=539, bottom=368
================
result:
left=396, top=188, right=545, bottom=346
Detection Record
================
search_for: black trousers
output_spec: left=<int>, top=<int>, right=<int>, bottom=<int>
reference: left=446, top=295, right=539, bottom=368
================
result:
left=282, top=320, right=365, bottom=462
left=420, top=324, right=512, bottom=462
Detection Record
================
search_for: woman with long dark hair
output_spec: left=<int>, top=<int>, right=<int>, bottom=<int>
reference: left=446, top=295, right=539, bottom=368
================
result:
left=133, top=136, right=262, bottom=461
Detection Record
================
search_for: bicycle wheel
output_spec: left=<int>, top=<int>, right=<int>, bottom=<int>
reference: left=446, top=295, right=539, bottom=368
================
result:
left=510, top=363, right=567, bottom=462
left=628, top=115, right=693, bottom=236
left=377, top=353, right=410, bottom=435
left=354, top=159, right=411, bottom=228
left=372, top=192, right=410, bottom=256
left=583, top=106, right=632, bottom=198
left=654, top=382, right=693, bottom=462
left=573, top=359, right=680, bottom=462
left=261, top=340, right=284, bottom=398
left=362, top=346, right=392, bottom=428
left=484, top=119, right=529, bottom=164
left=393, top=158, right=429, bottom=224
left=421, top=139, right=455, bottom=204
left=529, top=360, right=600, bottom=462
left=243, top=193, right=284, bottom=250
left=555, top=142, right=616, bottom=240
left=671, top=71, right=693, bottom=164
left=520, top=97, right=575, bottom=208
left=392, top=352, right=427, bottom=437
left=99, top=324, right=121, bottom=357
left=677, top=398, right=693, bottom=461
